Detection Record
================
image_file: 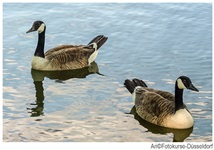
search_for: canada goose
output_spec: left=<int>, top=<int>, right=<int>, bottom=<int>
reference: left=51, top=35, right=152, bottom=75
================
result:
left=124, top=76, right=199, bottom=129
left=26, top=20, right=108, bottom=71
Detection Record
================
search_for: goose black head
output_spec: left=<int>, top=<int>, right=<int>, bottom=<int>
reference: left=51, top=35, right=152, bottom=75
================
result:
left=176, top=76, right=199, bottom=92
left=26, top=20, right=46, bottom=34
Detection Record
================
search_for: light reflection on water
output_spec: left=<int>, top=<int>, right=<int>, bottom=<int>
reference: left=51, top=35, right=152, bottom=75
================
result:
left=3, top=3, right=212, bottom=142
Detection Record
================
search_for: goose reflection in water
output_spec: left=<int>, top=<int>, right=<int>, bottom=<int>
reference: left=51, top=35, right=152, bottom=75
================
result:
left=129, top=106, right=193, bottom=142
left=28, top=62, right=102, bottom=117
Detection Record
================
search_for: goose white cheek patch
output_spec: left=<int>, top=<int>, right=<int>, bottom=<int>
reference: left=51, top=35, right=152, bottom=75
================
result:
left=38, top=23, right=45, bottom=33
left=177, top=79, right=186, bottom=89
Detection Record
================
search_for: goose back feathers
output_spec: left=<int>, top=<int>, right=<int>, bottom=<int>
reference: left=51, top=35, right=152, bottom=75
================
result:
left=124, top=76, right=199, bottom=129
left=27, top=21, right=108, bottom=71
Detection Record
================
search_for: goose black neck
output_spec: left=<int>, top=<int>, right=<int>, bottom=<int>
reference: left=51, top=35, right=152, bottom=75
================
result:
left=34, top=29, right=45, bottom=58
left=174, top=82, right=184, bottom=112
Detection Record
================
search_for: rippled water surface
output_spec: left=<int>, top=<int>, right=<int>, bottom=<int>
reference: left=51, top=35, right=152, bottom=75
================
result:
left=3, top=3, right=212, bottom=142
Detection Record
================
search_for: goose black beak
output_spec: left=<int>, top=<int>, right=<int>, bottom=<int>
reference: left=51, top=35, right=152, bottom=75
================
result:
left=26, top=27, right=36, bottom=33
left=188, top=83, right=199, bottom=92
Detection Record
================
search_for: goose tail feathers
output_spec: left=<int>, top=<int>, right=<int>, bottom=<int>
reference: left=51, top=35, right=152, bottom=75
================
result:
left=132, top=78, right=148, bottom=87
left=124, top=78, right=147, bottom=94
left=124, top=79, right=136, bottom=94
left=87, top=35, right=108, bottom=50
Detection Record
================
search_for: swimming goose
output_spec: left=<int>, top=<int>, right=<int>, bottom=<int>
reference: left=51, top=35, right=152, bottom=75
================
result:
left=26, top=20, right=108, bottom=71
left=124, top=76, right=199, bottom=129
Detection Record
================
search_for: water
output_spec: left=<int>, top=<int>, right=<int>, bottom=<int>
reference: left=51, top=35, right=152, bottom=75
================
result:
left=3, top=3, right=212, bottom=142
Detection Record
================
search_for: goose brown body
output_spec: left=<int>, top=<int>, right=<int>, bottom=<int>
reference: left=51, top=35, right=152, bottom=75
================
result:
left=124, top=77, right=199, bottom=129
left=134, top=87, right=188, bottom=128
left=32, top=44, right=96, bottom=70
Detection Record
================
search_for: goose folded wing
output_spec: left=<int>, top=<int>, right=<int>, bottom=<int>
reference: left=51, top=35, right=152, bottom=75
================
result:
left=135, top=91, right=175, bottom=125
left=45, top=45, right=95, bottom=64
left=144, top=88, right=175, bottom=101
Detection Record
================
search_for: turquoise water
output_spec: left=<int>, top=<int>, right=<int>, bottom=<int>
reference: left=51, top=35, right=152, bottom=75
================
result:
left=3, top=3, right=212, bottom=142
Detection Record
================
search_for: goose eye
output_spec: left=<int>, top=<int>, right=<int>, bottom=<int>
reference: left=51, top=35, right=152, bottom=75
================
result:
left=36, top=23, right=41, bottom=27
left=34, top=22, right=41, bottom=29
